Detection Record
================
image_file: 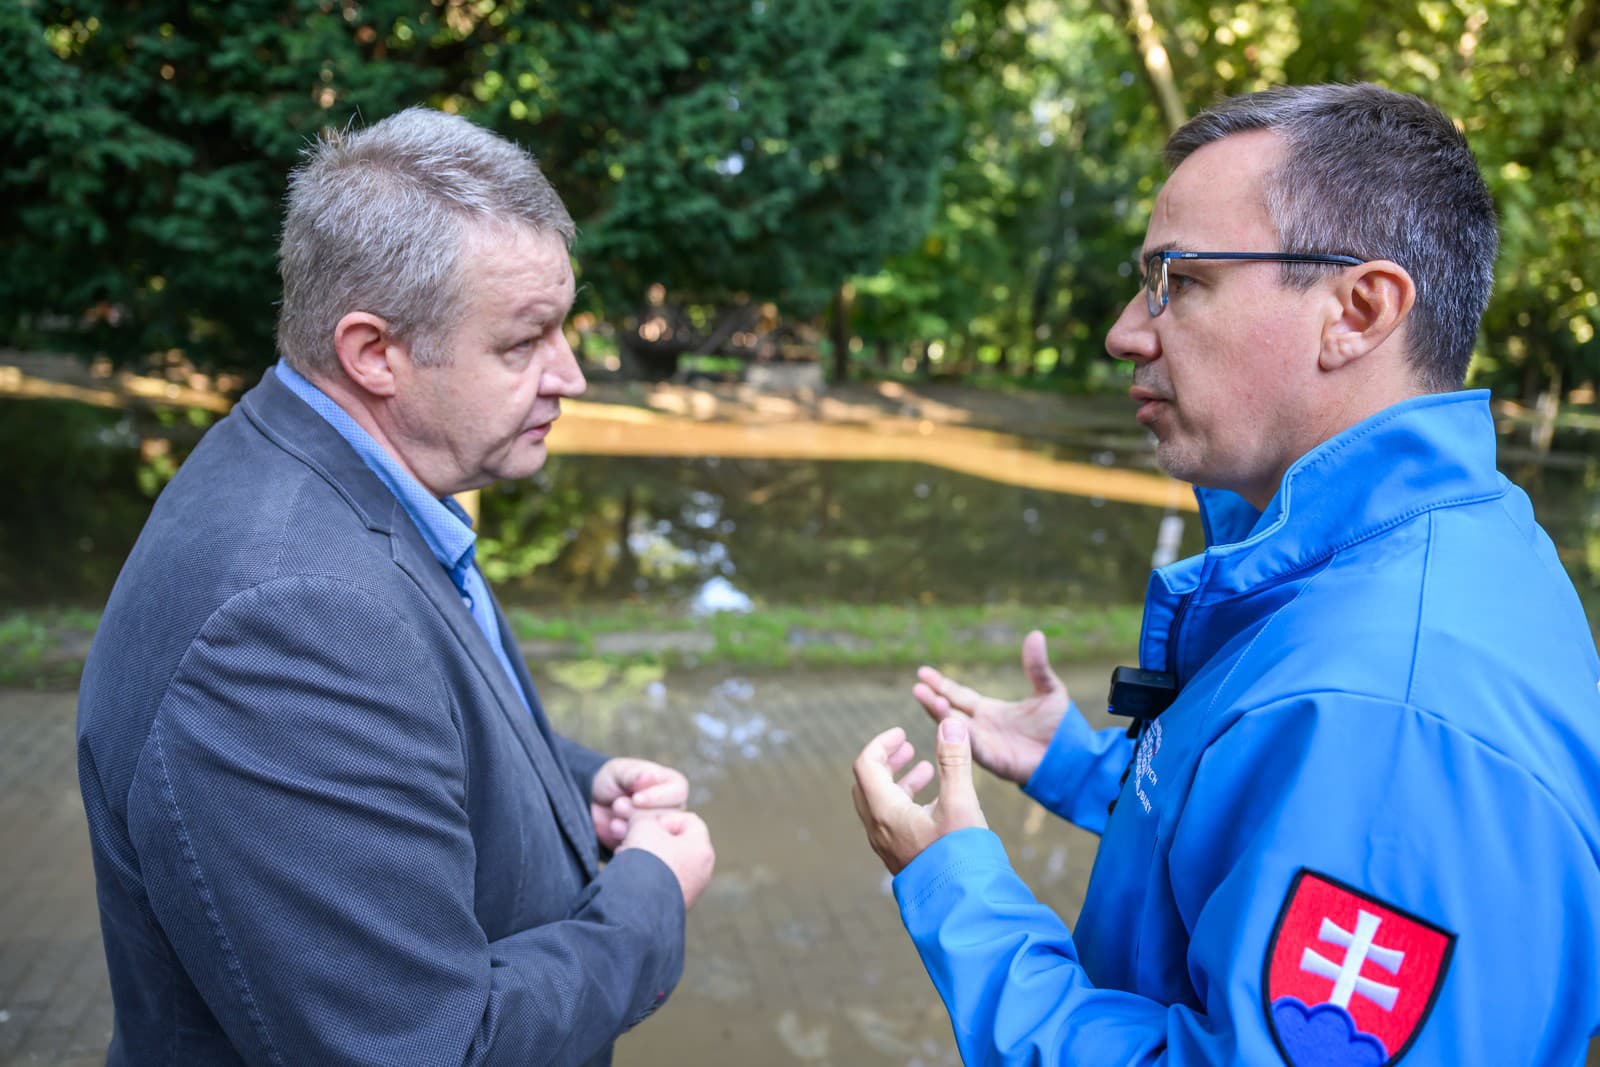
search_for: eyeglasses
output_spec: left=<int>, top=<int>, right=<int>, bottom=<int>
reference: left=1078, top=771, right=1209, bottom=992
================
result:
left=1142, top=250, right=1365, bottom=318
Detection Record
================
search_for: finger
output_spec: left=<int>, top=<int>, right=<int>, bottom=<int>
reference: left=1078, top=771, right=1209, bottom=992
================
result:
left=855, top=727, right=908, bottom=772
left=632, top=774, right=689, bottom=809
left=897, top=759, right=934, bottom=798
left=853, top=735, right=911, bottom=809
left=610, top=818, right=628, bottom=841
left=934, top=717, right=985, bottom=827
left=932, top=673, right=984, bottom=711
left=885, top=739, right=917, bottom=776
left=677, top=811, right=709, bottom=841
left=612, top=795, right=635, bottom=819
left=1021, top=630, right=1063, bottom=696
left=653, top=810, right=689, bottom=835
left=911, top=682, right=954, bottom=722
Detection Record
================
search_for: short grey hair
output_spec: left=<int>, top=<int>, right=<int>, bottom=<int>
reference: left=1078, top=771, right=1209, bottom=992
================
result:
left=1166, top=84, right=1497, bottom=391
left=276, top=107, right=574, bottom=377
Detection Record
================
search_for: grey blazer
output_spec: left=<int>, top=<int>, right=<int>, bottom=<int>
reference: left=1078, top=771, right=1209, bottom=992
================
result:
left=77, top=369, right=683, bottom=1066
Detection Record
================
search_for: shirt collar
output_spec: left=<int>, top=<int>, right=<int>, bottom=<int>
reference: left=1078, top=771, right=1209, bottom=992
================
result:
left=273, top=360, right=476, bottom=576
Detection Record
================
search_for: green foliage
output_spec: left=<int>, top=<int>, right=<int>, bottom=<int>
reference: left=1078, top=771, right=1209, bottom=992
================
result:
left=4, top=0, right=953, bottom=365
left=4, top=0, right=1595, bottom=394
left=506, top=600, right=1143, bottom=671
left=852, top=0, right=1159, bottom=379
left=496, top=0, right=955, bottom=315
left=0, top=606, right=101, bottom=688
left=2, top=0, right=447, bottom=368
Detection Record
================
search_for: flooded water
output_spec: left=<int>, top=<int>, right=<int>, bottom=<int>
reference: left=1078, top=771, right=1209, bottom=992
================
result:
left=540, top=661, right=1121, bottom=1067
left=9, top=393, right=1599, bottom=618
left=1, top=395, right=1208, bottom=611
left=6, top=391, right=1600, bottom=1065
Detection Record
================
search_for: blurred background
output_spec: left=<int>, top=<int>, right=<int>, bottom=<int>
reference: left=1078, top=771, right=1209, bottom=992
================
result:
left=2, top=1, right=1598, bottom=1064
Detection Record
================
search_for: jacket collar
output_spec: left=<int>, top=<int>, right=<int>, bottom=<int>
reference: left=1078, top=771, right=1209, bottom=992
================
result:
left=1141, top=390, right=1506, bottom=670
left=237, top=367, right=401, bottom=535
left=238, top=366, right=601, bottom=876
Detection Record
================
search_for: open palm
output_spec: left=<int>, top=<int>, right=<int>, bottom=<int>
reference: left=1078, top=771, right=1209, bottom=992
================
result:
left=910, top=630, right=1069, bottom=786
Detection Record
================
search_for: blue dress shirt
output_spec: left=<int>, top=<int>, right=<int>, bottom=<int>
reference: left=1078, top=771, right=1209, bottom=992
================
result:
left=273, top=360, right=531, bottom=711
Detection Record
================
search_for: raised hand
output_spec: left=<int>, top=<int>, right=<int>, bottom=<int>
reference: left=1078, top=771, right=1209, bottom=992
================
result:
left=590, top=757, right=690, bottom=851
left=850, top=719, right=988, bottom=875
left=911, top=629, right=1069, bottom=786
left=618, top=811, right=716, bottom=909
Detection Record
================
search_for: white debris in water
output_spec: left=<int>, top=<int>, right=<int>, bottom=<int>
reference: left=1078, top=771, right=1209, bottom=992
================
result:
left=690, top=576, right=753, bottom=615
left=776, top=1010, right=831, bottom=1060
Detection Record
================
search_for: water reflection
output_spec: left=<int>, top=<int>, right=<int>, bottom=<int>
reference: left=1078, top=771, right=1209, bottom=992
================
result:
left=478, top=454, right=1206, bottom=610
left=547, top=663, right=1114, bottom=1067
left=7, top=396, right=1600, bottom=628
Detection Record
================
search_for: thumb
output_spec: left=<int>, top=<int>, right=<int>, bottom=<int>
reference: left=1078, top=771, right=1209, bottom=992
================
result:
left=935, top=717, right=985, bottom=827
left=1021, top=629, right=1062, bottom=695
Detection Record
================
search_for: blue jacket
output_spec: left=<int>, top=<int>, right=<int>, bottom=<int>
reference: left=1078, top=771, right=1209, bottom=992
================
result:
left=894, top=391, right=1600, bottom=1065
left=78, top=370, right=684, bottom=1066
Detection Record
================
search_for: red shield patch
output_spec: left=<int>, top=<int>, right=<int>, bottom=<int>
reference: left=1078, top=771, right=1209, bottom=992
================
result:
left=1263, top=869, right=1455, bottom=1067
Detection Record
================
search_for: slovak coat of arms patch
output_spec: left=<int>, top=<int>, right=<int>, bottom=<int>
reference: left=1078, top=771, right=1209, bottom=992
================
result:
left=1262, top=869, right=1455, bottom=1067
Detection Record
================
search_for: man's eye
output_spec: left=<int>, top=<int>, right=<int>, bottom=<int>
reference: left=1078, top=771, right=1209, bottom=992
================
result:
left=1168, top=273, right=1197, bottom=294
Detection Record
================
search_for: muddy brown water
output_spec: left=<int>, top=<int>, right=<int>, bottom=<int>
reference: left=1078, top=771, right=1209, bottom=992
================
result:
left=1, top=663, right=1118, bottom=1066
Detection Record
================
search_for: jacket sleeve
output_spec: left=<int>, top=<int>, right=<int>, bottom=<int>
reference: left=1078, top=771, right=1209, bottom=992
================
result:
left=894, top=692, right=1600, bottom=1065
left=1020, top=700, right=1133, bottom=835
left=130, top=575, right=684, bottom=1067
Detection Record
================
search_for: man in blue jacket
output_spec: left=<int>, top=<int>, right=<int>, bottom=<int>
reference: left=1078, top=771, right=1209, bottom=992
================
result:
left=851, top=83, right=1600, bottom=1065
left=78, top=108, right=714, bottom=1065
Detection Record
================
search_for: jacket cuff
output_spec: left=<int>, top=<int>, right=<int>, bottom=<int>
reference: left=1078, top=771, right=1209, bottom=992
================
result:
left=1021, top=701, right=1127, bottom=823
left=892, top=827, right=1010, bottom=920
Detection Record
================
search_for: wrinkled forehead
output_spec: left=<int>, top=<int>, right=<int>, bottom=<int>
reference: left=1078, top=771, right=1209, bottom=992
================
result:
left=1145, top=129, right=1285, bottom=255
left=459, top=220, right=575, bottom=307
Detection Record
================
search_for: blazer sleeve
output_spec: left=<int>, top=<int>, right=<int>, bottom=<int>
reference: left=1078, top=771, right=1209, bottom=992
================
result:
left=130, top=574, right=684, bottom=1067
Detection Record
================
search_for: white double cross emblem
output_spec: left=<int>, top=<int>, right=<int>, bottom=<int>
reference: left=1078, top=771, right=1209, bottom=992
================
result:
left=1299, top=910, right=1405, bottom=1012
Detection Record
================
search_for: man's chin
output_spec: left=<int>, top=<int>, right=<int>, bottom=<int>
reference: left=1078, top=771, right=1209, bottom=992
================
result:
left=1153, top=440, right=1199, bottom=485
left=495, top=443, right=550, bottom=483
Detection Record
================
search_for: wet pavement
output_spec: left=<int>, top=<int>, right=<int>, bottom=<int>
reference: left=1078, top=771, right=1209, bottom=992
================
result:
left=8, top=663, right=1600, bottom=1066
left=0, top=659, right=1117, bottom=1067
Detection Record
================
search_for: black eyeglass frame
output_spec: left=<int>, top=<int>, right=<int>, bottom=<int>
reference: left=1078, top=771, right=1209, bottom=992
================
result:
left=1142, top=250, right=1365, bottom=317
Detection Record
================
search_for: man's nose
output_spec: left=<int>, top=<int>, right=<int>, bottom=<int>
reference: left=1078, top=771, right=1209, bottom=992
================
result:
left=1105, top=293, right=1159, bottom=364
left=543, top=329, right=587, bottom=398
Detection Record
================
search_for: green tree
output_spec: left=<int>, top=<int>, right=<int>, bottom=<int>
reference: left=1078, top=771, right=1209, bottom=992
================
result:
left=3, top=0, right=955, bottom=379
left=1, top=0, right=461, bottom=369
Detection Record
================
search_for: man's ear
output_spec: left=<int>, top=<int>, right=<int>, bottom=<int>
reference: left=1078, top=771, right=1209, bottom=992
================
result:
left=1319, top=260, right=1416, bottom=371
left=332, top=312, right=405, bottom=398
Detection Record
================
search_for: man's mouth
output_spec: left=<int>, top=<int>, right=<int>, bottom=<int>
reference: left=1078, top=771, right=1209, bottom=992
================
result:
left=521, top=414, right=559, bottom=441
left=1129, top=386, right=1171, bottom=423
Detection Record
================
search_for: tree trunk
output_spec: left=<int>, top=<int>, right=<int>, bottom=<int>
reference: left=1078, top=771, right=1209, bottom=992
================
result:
left=1099, top=0, right=1188, bottom=134
left=1569, top=0, right=1600, bottom=64
left=830, top=284, right=854, bottom=383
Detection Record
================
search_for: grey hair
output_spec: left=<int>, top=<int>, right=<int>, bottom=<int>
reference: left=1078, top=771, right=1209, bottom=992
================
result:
left=275, top=107, right=574, bottom=377
left=1166, top=84, right=1497, bottom=391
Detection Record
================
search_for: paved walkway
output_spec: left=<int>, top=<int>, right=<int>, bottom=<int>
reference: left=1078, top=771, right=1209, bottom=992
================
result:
left=0, top=661, right=1115, bottom=1067
left=10, top=666, right=1599, bottom=1066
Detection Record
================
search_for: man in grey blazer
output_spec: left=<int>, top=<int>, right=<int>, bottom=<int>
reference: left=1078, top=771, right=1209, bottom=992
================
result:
left=77, top=107, right=715, bottom=1066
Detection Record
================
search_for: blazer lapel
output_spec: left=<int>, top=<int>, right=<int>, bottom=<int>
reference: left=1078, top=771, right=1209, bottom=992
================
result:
left=387, top=501, right=600, bottom=878
left=242, top=368, right=601, bottom=877
left=486, top=583, right=601, bottom=875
